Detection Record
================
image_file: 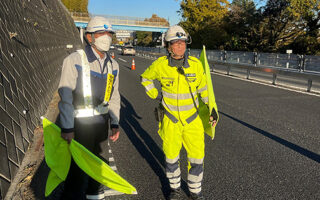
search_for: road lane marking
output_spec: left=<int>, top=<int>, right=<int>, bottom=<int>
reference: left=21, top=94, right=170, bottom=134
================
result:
left=104, top=142, right=124, bottom=197
left=118, top=58, right=127, bottom=62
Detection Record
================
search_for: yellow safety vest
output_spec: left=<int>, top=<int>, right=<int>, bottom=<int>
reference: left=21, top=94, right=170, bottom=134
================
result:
left=141, top=56, right=208, bottom=125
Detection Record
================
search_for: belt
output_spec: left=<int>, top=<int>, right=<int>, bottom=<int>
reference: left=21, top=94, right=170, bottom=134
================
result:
left=74, top=105, right=109, bottom=118
left=164, top=110, right=198, bottom=124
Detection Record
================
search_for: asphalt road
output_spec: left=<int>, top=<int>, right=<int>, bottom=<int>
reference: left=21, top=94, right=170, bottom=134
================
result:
left=105, top=51, right=320, bottom=200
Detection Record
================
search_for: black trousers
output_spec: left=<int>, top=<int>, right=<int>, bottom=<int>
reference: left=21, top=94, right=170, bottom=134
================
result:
left=60, top=114, right=109, bottom=200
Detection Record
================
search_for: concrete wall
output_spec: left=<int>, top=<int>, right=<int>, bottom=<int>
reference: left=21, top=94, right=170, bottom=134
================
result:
left=0, top=0, right=82, bottom=198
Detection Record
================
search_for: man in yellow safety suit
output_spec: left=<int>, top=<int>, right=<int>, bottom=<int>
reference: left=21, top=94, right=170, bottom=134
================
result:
left=140, top=25, right=217, bottom=200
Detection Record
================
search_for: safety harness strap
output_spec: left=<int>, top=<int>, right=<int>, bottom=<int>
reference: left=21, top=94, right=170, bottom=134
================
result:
left=164, top=110, right=178, bottom=123
left=164, top=109, right=198, bottom=124
left=186, top=111, right=198, bottom=124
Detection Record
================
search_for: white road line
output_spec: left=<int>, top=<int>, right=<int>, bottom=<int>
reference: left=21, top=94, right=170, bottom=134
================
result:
left=109, top=157, right=115, bottom=162
left=104, top=189, right=124, bottom=196
left=118, top=58, right=127, bottom=62
left=213, top=70, right=320, bottom=97
left=111, top=165, right=117, bottom=171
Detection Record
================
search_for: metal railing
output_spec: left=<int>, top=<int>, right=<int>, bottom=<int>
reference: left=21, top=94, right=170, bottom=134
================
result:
left=135, top=46, right=319, bottom=73
left=70, top=12, right=170, bottom=27
left=135, top=46, right=320, bottom=92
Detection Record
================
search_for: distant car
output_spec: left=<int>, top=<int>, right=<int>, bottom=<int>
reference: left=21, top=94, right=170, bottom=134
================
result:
left=110, top=45, right=115, bottom=49
left=122, top=46, right=136, bottom=56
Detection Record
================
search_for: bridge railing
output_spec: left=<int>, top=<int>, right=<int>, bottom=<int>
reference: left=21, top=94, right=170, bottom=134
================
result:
left=135, top=46, right=320, bottom=92
left=71, top=12, right=170, bottom=27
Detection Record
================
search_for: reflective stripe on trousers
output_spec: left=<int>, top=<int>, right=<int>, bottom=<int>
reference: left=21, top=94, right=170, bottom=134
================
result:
left=166, top=156, right=181, bottom=189
left=187, top=158, right=204, bottom=194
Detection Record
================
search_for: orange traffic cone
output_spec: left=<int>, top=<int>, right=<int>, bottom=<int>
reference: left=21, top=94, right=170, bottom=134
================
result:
left=111, top=52, right=115, bottom=59
left=131, top=58, right=136, bottom=70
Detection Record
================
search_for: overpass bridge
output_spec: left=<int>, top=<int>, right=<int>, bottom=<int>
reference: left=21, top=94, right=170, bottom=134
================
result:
left=71, top=12, right=170, bottom=44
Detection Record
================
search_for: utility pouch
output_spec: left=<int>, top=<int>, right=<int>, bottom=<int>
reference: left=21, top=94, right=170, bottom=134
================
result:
left=154, top=103, right=164, bottom=122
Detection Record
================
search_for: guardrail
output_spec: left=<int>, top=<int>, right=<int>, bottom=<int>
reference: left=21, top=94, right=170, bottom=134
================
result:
left=135, top=46, right=320, bottom=93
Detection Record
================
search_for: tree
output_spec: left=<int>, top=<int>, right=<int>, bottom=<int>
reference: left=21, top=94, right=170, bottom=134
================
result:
left=287, top=0, right=320, bottom=54
left=223, top=0, right=261, bottom=51
left=112, top=34, right=118, bottom=45
left=144, top=14, right=169, bottom=26
left=179, top=0, right=230, bottom=49
left=258, top=0, right=319, bottom=54
left=136, top=31, right=153, bottom=46
left=61, top=0, right=88, bottom=13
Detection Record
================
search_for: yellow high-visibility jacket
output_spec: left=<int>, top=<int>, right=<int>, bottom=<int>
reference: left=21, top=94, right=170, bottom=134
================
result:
left=141, top=56, right=208, bottom=125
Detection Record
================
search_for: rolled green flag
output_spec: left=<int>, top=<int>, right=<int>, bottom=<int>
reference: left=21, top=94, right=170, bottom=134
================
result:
left=43, top=118, right=71, bottom=197
left=43, top=118, right=137, bottom=197
left=198, top=45, right=219, bottom=139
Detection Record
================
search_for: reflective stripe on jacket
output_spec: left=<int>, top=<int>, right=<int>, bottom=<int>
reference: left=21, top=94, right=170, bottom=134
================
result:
left=141, top=56, right=208, bottom=125
left=58, top=46, right=120, bottom=132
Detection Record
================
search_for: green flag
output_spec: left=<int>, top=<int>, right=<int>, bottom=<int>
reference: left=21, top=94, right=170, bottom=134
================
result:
left=198, top=45, right=219, bottom=139
left=43, top=118, right=137, bottom=196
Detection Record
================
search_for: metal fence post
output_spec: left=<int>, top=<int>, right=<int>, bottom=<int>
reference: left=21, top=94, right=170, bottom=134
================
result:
left=298, top=55, right=303, bottom=72
left=247, top=69, right=250, bottom=79
left=253, top=52, right=257, bottom=66
left=272, top=73, right=277, bottom=85
left=307, top=79, right=312, bottom=92
left=302, top=55, right=306, bottom=72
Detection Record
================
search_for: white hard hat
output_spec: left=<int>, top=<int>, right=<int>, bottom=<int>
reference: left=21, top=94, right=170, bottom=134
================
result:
left=86, top=16, right=115, bottom=33
left=165, top=25, right=188, bottom=42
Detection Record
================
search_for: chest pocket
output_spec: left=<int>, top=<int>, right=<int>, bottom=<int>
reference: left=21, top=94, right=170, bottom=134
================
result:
left=161, top=77, right=175, bottom=87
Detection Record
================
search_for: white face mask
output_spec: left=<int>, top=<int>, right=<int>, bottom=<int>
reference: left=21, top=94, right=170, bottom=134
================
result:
left=94, top=34, right=112, bottom=52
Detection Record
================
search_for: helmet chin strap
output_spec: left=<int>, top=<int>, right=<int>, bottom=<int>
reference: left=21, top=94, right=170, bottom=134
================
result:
left=90, top=33, right=95, bottom=45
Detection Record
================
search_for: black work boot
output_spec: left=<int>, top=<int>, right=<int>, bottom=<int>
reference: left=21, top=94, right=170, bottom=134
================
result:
left=189, top=192, right=205, bottom=200
left=168, top=188, right=183, bottom=200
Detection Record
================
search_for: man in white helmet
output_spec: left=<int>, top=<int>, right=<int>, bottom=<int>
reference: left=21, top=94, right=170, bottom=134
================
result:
left=58, top=16, right=121, bottom=200
left=141, top=25, right=217, bottom=200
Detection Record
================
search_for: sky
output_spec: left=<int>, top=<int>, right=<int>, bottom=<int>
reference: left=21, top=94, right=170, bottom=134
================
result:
left=88, top=0, right=266, bottom=26
left=88, top=0, right=182, bottom=26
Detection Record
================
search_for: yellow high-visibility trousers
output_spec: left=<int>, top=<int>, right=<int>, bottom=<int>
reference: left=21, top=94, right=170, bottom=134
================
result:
left=159, top=114, right=205, bottom=194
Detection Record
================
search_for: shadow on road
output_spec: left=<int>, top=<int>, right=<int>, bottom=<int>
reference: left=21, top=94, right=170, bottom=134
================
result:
left=120, top=95, right=190, bottom=198
left=219, top=111, right=320, bottom=163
